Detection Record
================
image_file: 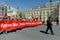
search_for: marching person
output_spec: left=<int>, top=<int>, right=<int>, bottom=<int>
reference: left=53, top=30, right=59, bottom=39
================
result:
left=45, top=17, right=54, bottom=35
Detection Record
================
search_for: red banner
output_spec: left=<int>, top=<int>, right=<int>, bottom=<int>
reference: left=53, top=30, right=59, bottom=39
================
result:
left=0, top=20, right=43, bottom=32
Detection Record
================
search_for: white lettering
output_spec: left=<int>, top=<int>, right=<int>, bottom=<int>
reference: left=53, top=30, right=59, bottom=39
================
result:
left=13, top=23, right=18, bottom=26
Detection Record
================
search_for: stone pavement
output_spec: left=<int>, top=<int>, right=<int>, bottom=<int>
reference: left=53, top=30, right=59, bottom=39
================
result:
left=0, top=24, right=60, bottom=40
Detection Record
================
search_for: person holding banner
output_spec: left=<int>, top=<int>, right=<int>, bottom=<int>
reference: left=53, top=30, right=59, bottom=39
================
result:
left=32, top=15, right=36, bottom=20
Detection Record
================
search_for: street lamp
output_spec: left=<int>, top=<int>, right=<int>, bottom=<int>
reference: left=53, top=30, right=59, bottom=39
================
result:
left=49, top=0, right=52, bottom=17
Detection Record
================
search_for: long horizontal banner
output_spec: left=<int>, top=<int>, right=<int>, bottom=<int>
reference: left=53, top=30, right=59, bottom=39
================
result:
left=0, top=20, right=43, bottom=32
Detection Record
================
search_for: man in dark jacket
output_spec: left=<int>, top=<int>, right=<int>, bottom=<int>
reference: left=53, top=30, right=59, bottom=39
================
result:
left=56, top=18, right=59, bottom=25
left=45, top=17, right=54, bottom=35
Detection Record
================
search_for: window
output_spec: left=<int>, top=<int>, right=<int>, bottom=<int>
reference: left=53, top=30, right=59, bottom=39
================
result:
left=0, top=9, right=2, bottom=14
left=5, top=8, right=7, bottom=16
left=40, top=12, right=42, bottom=19
left=40, top=12, right=42, bottom=16
left=43, top=12, right=45, bottom=16
left=47, top=11, right=49, bottom=17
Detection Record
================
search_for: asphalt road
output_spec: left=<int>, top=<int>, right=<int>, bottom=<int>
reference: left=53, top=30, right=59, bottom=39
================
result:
left=0, top=24, right=60, bottom=40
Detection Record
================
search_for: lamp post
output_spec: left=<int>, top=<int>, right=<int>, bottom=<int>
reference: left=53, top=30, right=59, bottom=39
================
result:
left=58, top=0, right=60, bottom=21
left=49, top=0, right=52, bottom=17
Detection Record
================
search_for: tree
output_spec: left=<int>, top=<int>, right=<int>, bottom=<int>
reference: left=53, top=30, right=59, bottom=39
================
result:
left=19, top=13, right=22, bottom=18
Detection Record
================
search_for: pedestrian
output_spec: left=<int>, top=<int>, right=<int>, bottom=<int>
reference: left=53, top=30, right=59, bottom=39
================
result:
left=45, top=17, right=54, bottom=35
left=56, top=18, right=59, bottom=25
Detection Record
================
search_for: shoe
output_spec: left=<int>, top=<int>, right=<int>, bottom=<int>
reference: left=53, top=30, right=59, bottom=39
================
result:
left=45, top=32, right=49, bottom=34
left=51, top=33, right=55, bottom=35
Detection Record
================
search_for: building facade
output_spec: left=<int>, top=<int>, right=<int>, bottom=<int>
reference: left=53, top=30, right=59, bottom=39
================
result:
left=21, top=1, right=60, bottom=22
left=7, top=6, right=18, bottom=19
left=0, top=3, right=7, bottom=18
left=0, top=3, right=19, bottom=19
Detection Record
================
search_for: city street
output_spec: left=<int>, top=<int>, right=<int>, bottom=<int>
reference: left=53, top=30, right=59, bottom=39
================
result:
left=0, top=0, right=60, bottom=40
left=0, top=24, right=60, bottom=40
